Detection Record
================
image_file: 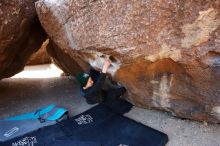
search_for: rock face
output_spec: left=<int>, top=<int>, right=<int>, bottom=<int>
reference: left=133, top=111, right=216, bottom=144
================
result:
left=36, top=0, right=220, bottom=123
left=46, top=40, right=89, bottom=75
left=0, top=0, right=47, bottom=79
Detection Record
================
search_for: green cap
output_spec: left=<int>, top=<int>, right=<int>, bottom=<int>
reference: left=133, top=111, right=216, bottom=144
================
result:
left=76, top=73, right=90, bottom=87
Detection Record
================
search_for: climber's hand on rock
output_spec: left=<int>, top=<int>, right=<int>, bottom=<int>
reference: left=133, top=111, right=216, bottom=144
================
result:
left=102, top=59, right=112, bottom=73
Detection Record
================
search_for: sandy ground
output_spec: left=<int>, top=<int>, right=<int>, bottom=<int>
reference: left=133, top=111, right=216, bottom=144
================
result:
left=0, top=64, right=220, bottom=146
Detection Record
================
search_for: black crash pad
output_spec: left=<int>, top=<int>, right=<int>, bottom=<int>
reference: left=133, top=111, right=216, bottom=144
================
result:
left=1, top=101, right=168, bottom=146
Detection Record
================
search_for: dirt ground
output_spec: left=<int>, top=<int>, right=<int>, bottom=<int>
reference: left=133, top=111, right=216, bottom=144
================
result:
left=0, top=64, right=220, bottom=146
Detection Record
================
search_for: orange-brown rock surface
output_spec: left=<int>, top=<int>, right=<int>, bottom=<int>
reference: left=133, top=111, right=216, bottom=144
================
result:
left=0, top=0, right=47, bottom=79
left=36, top=0, right=220, bottom=123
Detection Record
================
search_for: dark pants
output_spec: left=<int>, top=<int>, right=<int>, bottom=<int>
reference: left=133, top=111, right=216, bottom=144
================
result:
left=103, top=87, right=126, bottom=102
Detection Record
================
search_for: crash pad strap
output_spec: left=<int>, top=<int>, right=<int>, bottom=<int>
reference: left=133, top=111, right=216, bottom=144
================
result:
left=3, top=104, right=67, bottom=122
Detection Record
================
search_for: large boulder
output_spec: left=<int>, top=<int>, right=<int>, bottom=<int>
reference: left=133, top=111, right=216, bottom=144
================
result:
left=36, top=0, right=220, bottom=123
left=0, top=0, right=47, bottom=79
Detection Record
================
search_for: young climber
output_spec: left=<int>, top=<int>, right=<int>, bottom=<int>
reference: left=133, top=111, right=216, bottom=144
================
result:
left=76, top=58, right=126, bottom=104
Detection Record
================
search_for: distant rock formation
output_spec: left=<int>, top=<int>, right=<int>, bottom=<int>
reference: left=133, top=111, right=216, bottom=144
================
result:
left=27, top=39, right=51, bottom=65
